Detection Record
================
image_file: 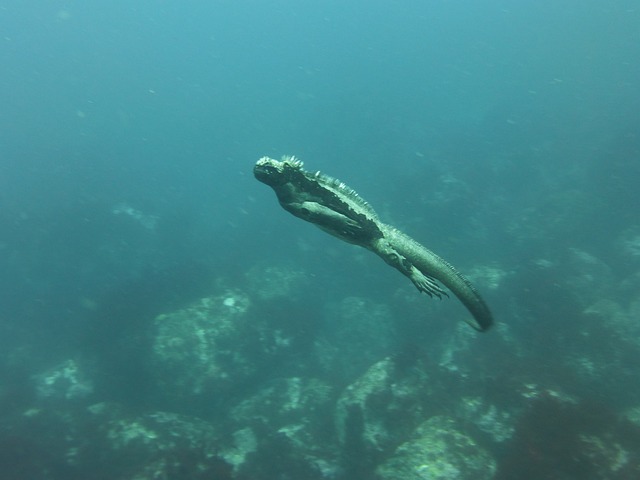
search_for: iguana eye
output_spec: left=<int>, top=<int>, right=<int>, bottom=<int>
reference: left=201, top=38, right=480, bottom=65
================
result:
left=254, top=163, right=284, bottom=186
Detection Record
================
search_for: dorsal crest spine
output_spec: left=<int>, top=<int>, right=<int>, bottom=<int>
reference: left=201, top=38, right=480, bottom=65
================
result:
left=304, top=166, right=377, bottom=219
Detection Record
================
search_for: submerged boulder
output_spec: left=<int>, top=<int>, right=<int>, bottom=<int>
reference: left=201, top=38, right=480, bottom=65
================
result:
left=375, top=416, right=495, bottom=480
left=227, top=376, right=339, bottom=479
left=151, top=289, right=254, bottom=399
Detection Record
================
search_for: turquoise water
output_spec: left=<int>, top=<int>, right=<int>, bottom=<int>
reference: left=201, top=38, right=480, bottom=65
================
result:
left=1, top=1, right=639, bottom=478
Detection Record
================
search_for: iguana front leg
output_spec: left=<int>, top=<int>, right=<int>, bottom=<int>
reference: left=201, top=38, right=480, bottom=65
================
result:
left=281, top=200, right=366, bottom=241
left=372, top=238, right=449, bottom=299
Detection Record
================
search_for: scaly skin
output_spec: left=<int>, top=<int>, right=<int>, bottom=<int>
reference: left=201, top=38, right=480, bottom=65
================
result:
left=379, top=226, right=493, bottom=331
left=254, top=155, right=493, bottom=331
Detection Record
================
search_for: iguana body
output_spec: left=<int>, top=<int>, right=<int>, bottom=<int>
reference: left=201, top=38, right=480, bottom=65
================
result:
left=254, top=155, right=493, bottom=331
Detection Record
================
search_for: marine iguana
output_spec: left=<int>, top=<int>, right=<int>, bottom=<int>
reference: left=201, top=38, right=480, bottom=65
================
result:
left=254, top=155, right=493, bottom=331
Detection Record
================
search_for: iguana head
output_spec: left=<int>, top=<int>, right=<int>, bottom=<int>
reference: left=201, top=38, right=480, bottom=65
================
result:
left=255, top=155, right=379, bottom=221
left=254, top=156, right=304, bottom=187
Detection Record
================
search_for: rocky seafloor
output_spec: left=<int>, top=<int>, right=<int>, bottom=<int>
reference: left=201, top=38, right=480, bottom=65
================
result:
left=2, top=237, right=640, bottom=479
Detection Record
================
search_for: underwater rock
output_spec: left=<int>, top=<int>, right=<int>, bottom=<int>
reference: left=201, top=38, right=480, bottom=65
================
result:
left=561, top=295, right=640, bottom=401
left=565, top=248, right=614, bottom=306
left=112, top=202, right=159, bottom=230
left=465, top=264, right=509, bottom=291
left=220, top=427, right=258, bottom=471
left=227, top=376, right=339, bottom=479
left=231, top=377, right=333, bottom=425
left=244, top=262, right=309, bottom=300
left=495, top=393, right=640, bottom=479
left=625, top=405, right=640, bottom=427
left=316, top=296, right=396, bottom=381
left=334, top=356, right=437, bottom=476
left=32, top=358, right=94, bottom=401
left=583, top=298, right=640, bottom=348
left=151, top=289, right=254, bottom=398
left=436, top=322, right=482, bottom=375
left=0, top=402, right=232, bottom=479
left=375, top=416, right=495, bottom=480
left=505, top=189, right=591, bottom=247
left=615, top=226, right=640, bottom=261
left=456, top=396, right=514, bottom=443
left=335, top=358, right=396, bottom=448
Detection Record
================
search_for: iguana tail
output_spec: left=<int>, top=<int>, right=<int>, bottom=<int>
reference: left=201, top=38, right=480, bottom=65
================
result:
left=384, top=227, right=494, bottom=331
